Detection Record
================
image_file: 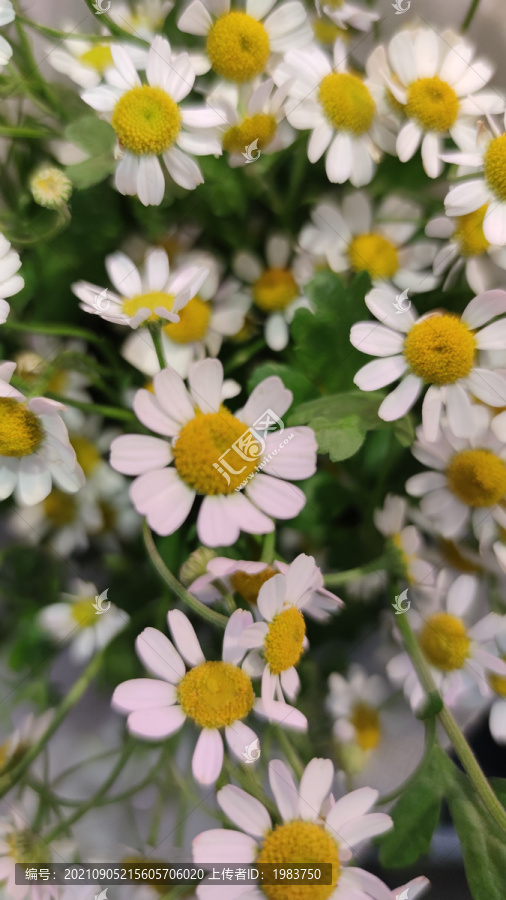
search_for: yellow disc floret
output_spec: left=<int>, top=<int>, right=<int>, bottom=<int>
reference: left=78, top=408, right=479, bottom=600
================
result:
left=173, top=408, right=260, bottom=495
left=403, top=314, right=476, bottom=384
left=71, top=435, right=102, bottom=476
left=350, top=702, right=381, bottom=751
left=454, top=205, right=490, bottom=257
left=43, top=490, right=77, bottom=527
left=111, top=85, right=181, bottom=155
left=163, top=296, right=211, bottom=344
left=264, top=607, right=306, bottom=675
left=71, top=598, right=98, bottom=630
left=418, top=612, right=470, bottom=671
left=230, top=566, right=277, bottom=605
left=405, top=76, right=459, bottom=132
left=484, top=134, right=506, bottom=201
left=206, top=12, right=270, bottom=83
left=253, top=268, right=298, bottom=312
left=319, top=72, right=375, bottom=135
left=79, top=44, right=114, bottom=72
left=256, top=821, right=340, bottom=900
left=348, top=233, right=399, bottom=279
left=7, top=830, right=47, bottom=865
left=177, top=660, right=254, bottom=728
left=122, top=290, right=175, bottom=322
left=312, top=19, right=347, bottom=46
left=488, top=657, right=506, bottom=696
left=223, top=114, right=277, bottom=154
left=446, top=448, right=506, bottom=507
left=0, top=398, right=44, bottom=458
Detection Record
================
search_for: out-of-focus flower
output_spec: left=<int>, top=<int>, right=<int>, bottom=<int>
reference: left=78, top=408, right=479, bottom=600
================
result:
left=0, top=234, right=24, bottom=325
left=30, top=166, right=73, bottom=209
left=427, top=206, right=506, bottom=292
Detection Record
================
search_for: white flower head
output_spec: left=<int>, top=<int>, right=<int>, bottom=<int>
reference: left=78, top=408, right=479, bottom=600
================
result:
left=327, top=664, right=389, bottom=763
left=321, top=0, right=379, bottom=33
left=109, top=0, right=174, bottom=42
left=0, top=0, right=14, bottom=70
left=48, top=37, right=147, bottom=89
left=427, top=206, right=506, bottom=293
left=0, top=233, right=24, bottom=325
left=374, top=493, right=434, bottom=588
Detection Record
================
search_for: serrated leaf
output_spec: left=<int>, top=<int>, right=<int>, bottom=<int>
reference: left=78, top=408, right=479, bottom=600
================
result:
left=310, top=414, right=366, bottom=462
left=65, top=116, right=115, bottom=156
left=66, top=154, right=116, bottom=190
left=248, top=362, right=316, bottom=409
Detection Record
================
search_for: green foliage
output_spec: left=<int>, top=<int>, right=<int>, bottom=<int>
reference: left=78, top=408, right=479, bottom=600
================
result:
left=64, top=117, right=116, bottom=189
left=248, top=362, right=317, bottom=409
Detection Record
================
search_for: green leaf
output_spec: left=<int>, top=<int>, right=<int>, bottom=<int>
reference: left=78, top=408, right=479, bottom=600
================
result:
left=248, top=362, right=316, bottom=409
left=287, top=392, right=384, bottom=429
left=66, top=154, right=116, bottom=190
left=310, top=414, right=366, bottom=462
left=378, top=746, right=447, bottom=868
left=65, top=116, right=115, bottom=157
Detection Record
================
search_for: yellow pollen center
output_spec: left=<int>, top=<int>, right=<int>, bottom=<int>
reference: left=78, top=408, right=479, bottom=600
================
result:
left=43, top=489, right=77, bottom=526
left=122, top=290, right=175, bottom=323
left=350, top=702, right=381, bottom=751
left=71, top=598, right=98, bottom=629
left=454, top=205, right=490, bottom=257
left=71, top=435, right=102, bottom=476
left=256, top=821, right=340, bottom=900
left=264, top=607, right=306, bottom=675
left=163, top=295, right=211, bottom=344
left=0, top=398, right=44, bottom=458
left=7, top=831, right=47, bottom=865
left=418, top=612, right=470, bottom=671
left=405, top=76, right=459, bottom=132
left=206, top=12, right=270, bottom=83
left=173, top=408, right=260, bottom=495
left=177, top=660, right=254, bottom=728
left=403, top=314, right=476, bottom=384
left=223, top=113, right=277, bottom=154
left=484, top=134, right=506, bottom=201
left=348, top=232, right=399, bottom=278
left=230, top=566, right=277, bottom=604
left=111, top=85, right=181, bottom=155
left=253, top=268, right=298, bottom=311
left=488, top=657, right=506, bottom=697
left=446, top=448, right=506, bottom=507
left=319, top=72, right=375, bottom=135
left=439, top=539, right=482, bottom=573
left=78, top=44, right=114, bottom=73
left=312, top=19, right=346, bottom=46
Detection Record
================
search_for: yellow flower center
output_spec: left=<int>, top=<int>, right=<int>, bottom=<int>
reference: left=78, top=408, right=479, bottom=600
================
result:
left=31, top=167, right=72, bottom=209
left=403, top=314, right=476, bottom=384
left=111, top=85, right=181, bottom=155
left=319, top=72, right=375, bottom=135
left=173, top=408, right=260, bottom=495
left=7, top=831, right=47, bottom=865
left=70, top=435, right=102, bottom=476
left=78, top=44, right=114, bottom=73
left=439, top=539, right=482, bottom=573
left=350, top=702, right=381, bottom=751
left=223, top=113, right=277, bottom=154
left=43, top=489, right=77, bottom=526
left=312, top=19, right=346, bottom=46
left=256, top=821, right=340, bottom=900
left=348, top=232, right=399, bottom=279
left=488, top=657, right=506, bottom=697
left=253, top=268, right=298, bottom=312
left=454, top=205, right=490, bottom=257
left=71, top=598, right=98, bottom=629
left=446, top=448, right=506, bottom=507
left=264, top=607, right=306, bottom=675
left=206, top=12, right=270, bottom=83
left=230, top=566, right=277, bottom=605
left=99, top=499, right=117, bottom=532
left=163, top=295, right=211, bottom=344
left=484, top=134, right=506, bottom=201
left=177, top=660, right=254, bottom=728
left=122, top=290, right=175, bottom=323
left=405, top=76, right=459, bottom=132
left=418, top=612, right=470, bottom=671
left=0, top=398, right=44, bottom=458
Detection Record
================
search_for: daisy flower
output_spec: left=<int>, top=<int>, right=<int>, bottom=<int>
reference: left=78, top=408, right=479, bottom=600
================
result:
left=72, top=246, right=209, bottom=329
left=233, top=234, right=311, bottom=350
left=484, top=631, right=506, bottom=744
left=320, top=0, right=379, bottom=33
left=193, top=756, right=393, bottom=899
left=81, top=36, right=223, bottom=205
left=274, top=38, right=383, bottom=186
left=121, top=251, right=251, bottom=377
left=350, top=286, right=506, bottom=440
left=327, top=664, right=388, bottom=761
left=373, top=27, right=503, bottom=178
left=0, top=798, right=72, bottom=900
left=113, top=608, right=307, bottom=785
left=0, top=710, right=53, bottom=774
left=0, top=0, right=14, bottom=70
left=0, top=362, right=85, bottom=506
left=374, top=493, right=434, bottom=587
left=444, top=112, right=506, bottom=245
left=406, top=408, right=506, bottom=544
left=110, top=358, right=317, bottom=546
left=177, top=0, right=312, bottom=84
left=208, top=77, right=295, bottom=165
left=427, top=206, right=506, bottom=292
left=300, top=191, right=438, bottom=292
left=109, top=0, right=174, bottom=41
left=30, top=165, right=72, bottom=209
left=387, top=571, right=506, bottom=712
left=189, top=551, right=343, bottom=621
left=0, top=233, right=24, bottom=325
left=48, top=36, right=147, bottom=90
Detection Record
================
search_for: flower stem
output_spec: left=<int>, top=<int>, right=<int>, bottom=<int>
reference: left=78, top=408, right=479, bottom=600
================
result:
left=275, top=727, right=304, bottom=780
left=45, top=393, right=137, bottom=423
left=143, top=522, right=229, bottom=629
left=148, top=322, right=167, bottom=370
left=461, top=0, right=481, bottom=31
left=396, top=612, right=506, bottom=833
left=323, top=556, right=388, bottom=586
left=81, top=0, right=149, bottom=44
left=260, top=530, right=276, bottom=563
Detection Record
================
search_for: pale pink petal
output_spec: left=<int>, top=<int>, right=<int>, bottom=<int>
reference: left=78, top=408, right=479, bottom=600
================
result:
left=223, top=608, right=254, bottom=664
left=153, top=367, right=195, bottom=425
left=192, top=728, right=224, bottom=784
left=168, top=609, right=205, bottom=667
left=241, top=376, right=293, bottom=425
left=299, top=758, right=333, bottom=821
left=127, top=705, right=186, bottom=740
left=378, top=374, right=423, bottom=421
left=246, top=474, right=305, bottom=518
left=110, top=434, right=172, bottom=475
left=135, top=626, right=186, bottom=682
left=197, top=495, right=241, bottom=546
left=112, top=678, right=177, bottom=712
left=269, top=759, right=299, bottom=821
left=354, top=356, right=408, bottom=391
left=217, top=785, right=271, bottom=837
left=192, top=829, right=257, bottom=865
left=257, top=573, right=286, bottom=621
left=189, top=358, right=223, bottom=412
left=130, top=468, right=195, bottom=535
left=261, top=427, right=317, bottom=479
left=254, top=698, right=307, bottom=730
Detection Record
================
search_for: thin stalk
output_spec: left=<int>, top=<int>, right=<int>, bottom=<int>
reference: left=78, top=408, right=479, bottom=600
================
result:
left=275, top=727, right=304, bottom=780
left=323, top=556, right=388, bottom=586
left=82, top=0, right=149, bottom=45
left=45, top=393, right=137, bottom=423
left=260, top=530, right=276, bottom=563
left=17, top=16, right=130, bottom=43
left=461, top=0, right=481, bottom=31
left=148, top=322, right=167, bottom=369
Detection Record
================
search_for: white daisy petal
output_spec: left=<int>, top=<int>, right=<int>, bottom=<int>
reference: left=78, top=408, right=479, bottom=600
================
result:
left=192, top=729, right=224, bottom=785
left=298, top=758, right=333, bottom=821
left=217, top=785, right=271, bottom=838
left=168, top=609, right=205, bottom=667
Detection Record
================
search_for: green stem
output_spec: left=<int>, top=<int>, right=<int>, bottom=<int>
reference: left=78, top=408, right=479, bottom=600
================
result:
left=0, top=652, right=104, bottom=799
left=323, top=556, right=388, bottom=586
left=143, top=522, right=229, bottom=629
left=461, top=0, right=481, bottom=31
left=2, top=319, right=110, bottom=344
left=260, top=530, right=276, bottom=564
left=275, top=727, right=304, bottom=780
left=14, top=15, right=58, bottom=111
left=377, top=716, right=436, bottom=806
left=17, top=15, right=129, bottom=43
left=82, top=0, right=149, bottom=45
left=396, top=613, right=506, bottom=833
left=45, top=393, right=137, bottom=423
left=0, top=125, right=54, bottom=138
left=148, top=322, right=167, bottom=370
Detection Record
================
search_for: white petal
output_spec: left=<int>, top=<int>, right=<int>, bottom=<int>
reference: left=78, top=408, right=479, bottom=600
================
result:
left=192, top=729, right=224, bottom=784
left=350, top=323, right=404, bottom=357
left=112, top=678, right=177, bottom=712
left=193, top=829, right=257, bottom=865
left=299, top=758, right=334, bottom=821
left=168, top=609, right=205, bottom=667
left=257, top=573, right=286, bottom=621
left=127, top=705, right=186, bottom=740
left=484, top=204, right=506, bottom=246
left=136, top=626, right=186, bottom=683
left=131, top=468, right=195, bottom=535
left=246, top=474, right=305, bottom=519
left=354, top=356, right=408, bottom=390
left=269, top=759, right=299, bottom=821
left=164, top=146, right=203, bottom=190
left=177, top=0, right=213, bottom=35
left=217, top=785, right=271, bottom=838
left=189, top=358, right=223, bottom=412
